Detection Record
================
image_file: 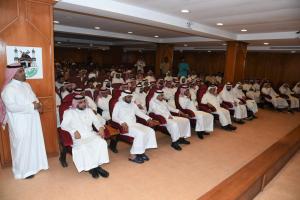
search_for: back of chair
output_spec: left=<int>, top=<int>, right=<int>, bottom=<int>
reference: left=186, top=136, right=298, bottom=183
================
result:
left=58, top=101, right=73, bottom=147
left=217, top=84, right=224, bottom=94
left=196, top=85, right=215, bottom=112
left=84, top=90, right=93, bottom=99
left=93, top=89, right=99, bottom=101
left=112, top=83, right=122, bottom=90
left=145, top=88, right=156, bottom=111
left=108, top=91, right=128, bottom=134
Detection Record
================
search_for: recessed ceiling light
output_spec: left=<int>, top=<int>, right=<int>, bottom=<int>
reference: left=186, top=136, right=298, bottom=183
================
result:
left=264, top=42, right=269, bottom=45
left=181, top=9, right=190, bottom=13
left=57, top=41, right=61, bottom=44
left=291, top=50, right=296, bottom=53
left=208, top=50, right=211, bottom=52
left=154, top=35, right=159, bottom=38
left=216, top=23, right=223, bottom=26
left=184, top=44, right=188, bottom=47
left=222, top=43, right=227, bottom=46
left=241, top=29, right=247, bottom=32
left=128, top=31, right=133, bottom=34
left=94, top=26, right=100, bottom=30
left=53, top=20, right=60, bottom=24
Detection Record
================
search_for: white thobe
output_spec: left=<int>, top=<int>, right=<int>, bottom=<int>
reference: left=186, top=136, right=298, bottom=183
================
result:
left=56, top=93, right=61, bottom=127
left=261, top=87, right=289, bottom=109
left=149, top=99, right=191, bottom=142
left=201, top=93, right=232, bottom=126
left=279, top=86, right=299, bottom=109
left=85, top=96, right=97, bottom=112
left=162, top=87, right=177, bottom=108
left=189, top=88, right=198, bottom=105
left=1, top=79, right=48, bottom=179
left=179, top=96, right=214, bottom=132
left=246, top=90, right=260, bottom=103
left=61, top=90, right=70, bottom=99
left=112, top=78, right=125, bottom=84
left=145, top=76, right=156, bottom=83
left=133, top=92, right=147, bottom=113
left=164, top=76, right=173, bottom=82
left=219, top=89, right=248, bottom=119
left=233, top=88, right=258, bottom=114
left=61, top=108, right=109, bottom=172
left=242, top=84, right=251, bottom=92
left=112, top=101, right=157, bottom=154
left=97, top=95, right=112, bottom=121
left=292, top=84, right=300, bottom=94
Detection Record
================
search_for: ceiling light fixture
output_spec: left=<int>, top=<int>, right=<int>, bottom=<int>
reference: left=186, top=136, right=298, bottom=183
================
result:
left=184, top=44, right=188, bottom=47
left=216, top=23, right=223, bottom=26
left=291, top=50, right=296, bottom=53
left=264, top=42, right=269, bottom=45
left=154, top=35, right=159, bottom=38
left=241, top=29, right=247, bottom=32
left=57, top=41, right=61, bottom=44
left=128, top=31, right=133, bottom=34
left=53, top=20, right=60, bottom=24
left=181, top=9, right=190, bottom=13
left=222, top=43, right=227, bottom=46
left=94, top=26, right=100, bottom=30
left=208, top=50, right=211, bottom=52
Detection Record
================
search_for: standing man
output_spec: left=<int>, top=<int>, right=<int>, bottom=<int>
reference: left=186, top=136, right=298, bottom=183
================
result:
left=0, top=63, right=48, bottom=179
left=177, top=57, right=189, bottom=78
left=160, top=57, right=171, bottom=76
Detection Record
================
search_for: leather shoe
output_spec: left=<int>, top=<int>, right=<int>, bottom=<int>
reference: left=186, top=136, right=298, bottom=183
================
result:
left=178, top=138, right=190, bottom=144
left=171, top=142, right=182, bottom=151
left=96, top=167, right=109, bottom=178
left=129, top=156, right=144, bottom=164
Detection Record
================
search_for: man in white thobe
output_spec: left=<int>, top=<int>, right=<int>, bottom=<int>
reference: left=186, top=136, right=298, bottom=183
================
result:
left=144, top=70, right=156, bottom=83
left=135, top=57, right=146, bottom=73
left=279, top=83, right=299, bottom=110
left=201, top=86, right=237, bottom=131
left=0, top=63, right=48, bottom=179
left=261, top=83, right=289, bottom=110
left=292, top=82, right=300, bottom=95
left=61, top=95, right=109, bottom=179
left=112, top=90, right=158, bottom=164
left=112, top=73, right=125, bottom=84
left=149, top=90, right=191, bottom=151
left=233, top=83, right=258, bottom=118
left=96, top=88, right=112, bottom=121
left=162, top=81, right=177, bottom=109
left=219, top=83, right=248, bottom=123
left=61, top=82, right=76, bottom=100
left=178, top=86, right=214, bottom=139
left=133, top=84, right=147, bottom=113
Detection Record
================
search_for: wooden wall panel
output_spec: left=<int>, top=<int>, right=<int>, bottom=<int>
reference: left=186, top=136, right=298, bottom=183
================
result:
left=55, top=47, right=156, bottom=68
left=54, top=46, right=299, bottom=87
left=245, top=52, right=300, bottom=87
left=0, top=0, right=58, bottom=167
left=173, top=51, right=225, bottom=75
left=155, top=44, right=174, bottom=76
left=224, top=41, right=248, bottom=83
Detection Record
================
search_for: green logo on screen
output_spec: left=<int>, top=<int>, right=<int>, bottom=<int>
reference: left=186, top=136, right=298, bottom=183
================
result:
left=25, top=67, right=38, bottom=78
